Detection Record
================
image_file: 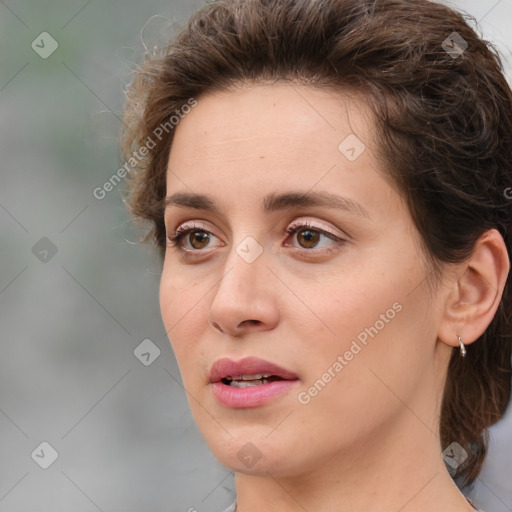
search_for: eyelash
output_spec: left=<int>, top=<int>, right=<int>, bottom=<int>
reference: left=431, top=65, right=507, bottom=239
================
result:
left=166, top=221, right=345, bottom=255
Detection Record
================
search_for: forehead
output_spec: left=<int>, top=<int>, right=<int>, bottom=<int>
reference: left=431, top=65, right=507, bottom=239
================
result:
left=165, top=83, right=402, bottom=223
left=168, top=83, right=373, bottom=167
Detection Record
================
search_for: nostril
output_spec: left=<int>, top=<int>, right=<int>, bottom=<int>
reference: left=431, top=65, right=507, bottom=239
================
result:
left=240, top=319, right=262, bottom=327
left=211, top=321, right=224, bottom=333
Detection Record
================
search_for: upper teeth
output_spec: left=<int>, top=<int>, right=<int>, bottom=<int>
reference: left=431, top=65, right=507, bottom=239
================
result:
left=225, top=373, right=272, bottom=381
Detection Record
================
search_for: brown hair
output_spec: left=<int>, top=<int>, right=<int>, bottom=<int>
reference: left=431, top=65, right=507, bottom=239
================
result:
left=121, top=0, right=512, bottom=487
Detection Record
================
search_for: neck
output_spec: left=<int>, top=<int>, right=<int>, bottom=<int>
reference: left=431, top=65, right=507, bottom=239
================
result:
left=233, top=410, right=474, bottom=512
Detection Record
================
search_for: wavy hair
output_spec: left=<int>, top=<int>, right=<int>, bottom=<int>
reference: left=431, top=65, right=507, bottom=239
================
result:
left=121, top=0, right=512, bottom=487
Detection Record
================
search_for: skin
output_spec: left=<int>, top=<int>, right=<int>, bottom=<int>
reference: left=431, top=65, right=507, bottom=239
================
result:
left=160, top=83, right=509, bottom=512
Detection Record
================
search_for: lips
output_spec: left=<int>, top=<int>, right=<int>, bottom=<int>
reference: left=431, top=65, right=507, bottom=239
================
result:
left=209, top=357, right=300, bottom=408
left=209, top=356, right=299, bottom=383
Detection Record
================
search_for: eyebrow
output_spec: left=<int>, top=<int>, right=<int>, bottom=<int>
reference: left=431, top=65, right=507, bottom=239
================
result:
left=163, top=191, right=370, bottom=218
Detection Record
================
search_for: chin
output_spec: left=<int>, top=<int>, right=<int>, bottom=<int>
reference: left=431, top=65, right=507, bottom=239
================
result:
left=204, top=433, right=303, bottom=477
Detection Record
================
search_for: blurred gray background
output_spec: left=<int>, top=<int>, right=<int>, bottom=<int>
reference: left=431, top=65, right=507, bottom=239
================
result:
left=0, top=1, right=511, bottom=511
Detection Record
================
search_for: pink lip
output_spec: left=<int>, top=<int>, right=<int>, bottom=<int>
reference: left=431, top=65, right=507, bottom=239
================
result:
left=209, top=356, right=299, bottom=382
left=209, top=357, right=300, bottom=409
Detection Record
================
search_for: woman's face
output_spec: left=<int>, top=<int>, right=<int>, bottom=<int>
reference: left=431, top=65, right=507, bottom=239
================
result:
left=160, top=84, right=450, bottom=477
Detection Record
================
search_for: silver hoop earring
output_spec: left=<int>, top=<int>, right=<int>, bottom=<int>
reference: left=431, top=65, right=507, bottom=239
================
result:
left=457, top=334, right=466, bottom=358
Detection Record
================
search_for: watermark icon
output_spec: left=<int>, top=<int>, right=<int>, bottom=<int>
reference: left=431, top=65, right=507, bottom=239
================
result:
left=236, top=236, right=263, bottom=264
left=442, top=32, right=468, bottom=59
left=442, top=441, right=468, bottom=470
left=134, top=339, right=161, bottom=366
left=297, top=301, right=403, bottom=405
left=93, top=98, right=197, bottom=200
left=504, top=187, right=512, bottom=200
left=31, top=441, right=59, bottom=469
left=237, top=442, right=263, bottom=468
left=338, top=134, right=366, bottom=162
left=31, top=32, right=58, bottom=59
left=32, top=237, right=58, bottom=263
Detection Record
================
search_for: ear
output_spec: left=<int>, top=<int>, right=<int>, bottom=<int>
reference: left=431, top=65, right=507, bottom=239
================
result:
left=437, top=229, right=510, bottom=348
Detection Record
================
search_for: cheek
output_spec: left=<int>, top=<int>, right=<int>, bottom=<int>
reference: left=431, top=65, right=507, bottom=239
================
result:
left=283, top=261, right=409, bottom=352
left=289, top=255, right=432, bottom=399
left=287, top=287, right=395, bottom=392
left=160, top=258, right=206, bottom=321
left=159, top=265, right=208, bottom=371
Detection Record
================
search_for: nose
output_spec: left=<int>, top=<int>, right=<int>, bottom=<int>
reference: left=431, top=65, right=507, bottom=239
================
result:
left=207, top=245, right=280, bottom=336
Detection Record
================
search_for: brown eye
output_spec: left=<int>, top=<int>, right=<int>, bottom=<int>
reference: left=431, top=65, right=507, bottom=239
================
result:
left=167, top=225, right=220, bottom=252
left=285, top=221, right=345, bottom=253
left=188, top=231, right=210, bottom=249
left=296, top=229, right=321, bottom=248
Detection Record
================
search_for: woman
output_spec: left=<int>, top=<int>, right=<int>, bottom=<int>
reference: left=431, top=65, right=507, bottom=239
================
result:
left=121, top=0, right=512, bottom=510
